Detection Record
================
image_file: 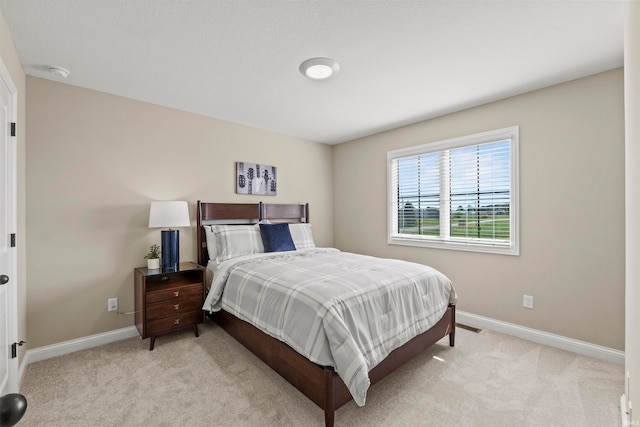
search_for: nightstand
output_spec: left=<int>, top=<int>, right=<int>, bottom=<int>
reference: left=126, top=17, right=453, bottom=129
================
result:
left=134, top=262, right=205, bottom=350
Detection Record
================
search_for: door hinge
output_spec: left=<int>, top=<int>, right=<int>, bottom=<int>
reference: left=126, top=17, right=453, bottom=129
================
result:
left=10, top=233, right=15, bottom=247
left=10, top=341, right=25, bottom=359
left=10, top=122, right=16, bottom=137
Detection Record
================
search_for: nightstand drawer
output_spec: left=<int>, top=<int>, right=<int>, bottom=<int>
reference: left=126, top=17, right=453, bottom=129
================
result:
left=146, top=284, right=202, bottom=304
left=146, top=296, right=202, bottom=321
left=145, top=310, right=202, bottom=336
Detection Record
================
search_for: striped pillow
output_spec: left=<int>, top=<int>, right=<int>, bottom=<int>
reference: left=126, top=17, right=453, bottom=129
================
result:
left=214, top=225, right=264, bottom=263
left=204, top=225, right=219, bottom=261
left=289, top=223, right=316, bottom=249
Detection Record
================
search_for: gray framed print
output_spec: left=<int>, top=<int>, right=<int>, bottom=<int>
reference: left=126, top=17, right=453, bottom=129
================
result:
left=236, top=162, right=277, bottom=196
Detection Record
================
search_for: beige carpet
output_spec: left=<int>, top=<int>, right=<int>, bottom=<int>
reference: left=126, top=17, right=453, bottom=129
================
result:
left=18, top=320, right=623, bottom=426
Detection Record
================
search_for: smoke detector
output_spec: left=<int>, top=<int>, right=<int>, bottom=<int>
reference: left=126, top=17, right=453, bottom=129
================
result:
left=47, top=66, right=70, bottom=79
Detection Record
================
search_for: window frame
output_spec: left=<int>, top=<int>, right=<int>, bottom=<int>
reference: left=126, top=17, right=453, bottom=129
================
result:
left=387, top=126, right=520, bottom=256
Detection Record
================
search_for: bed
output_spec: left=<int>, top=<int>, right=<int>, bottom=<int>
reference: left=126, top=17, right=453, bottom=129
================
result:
left=197, top=201, right=456, bottom=426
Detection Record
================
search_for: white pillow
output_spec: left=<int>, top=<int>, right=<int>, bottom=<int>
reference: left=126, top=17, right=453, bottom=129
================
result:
left=289, top=223, right=316, bottom=249
left=214, top=224, right=264, bottom=263
left=203, top=225, right=219, bottom=261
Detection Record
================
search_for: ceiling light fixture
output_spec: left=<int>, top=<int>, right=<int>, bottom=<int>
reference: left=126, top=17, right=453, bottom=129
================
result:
left=299, top=57, right=340, bottom=80
left=47, top=66, right=70, bottom=79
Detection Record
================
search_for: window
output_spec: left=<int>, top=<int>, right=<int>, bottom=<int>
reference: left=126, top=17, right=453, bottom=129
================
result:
left=388, top=126, right=519, bottom=255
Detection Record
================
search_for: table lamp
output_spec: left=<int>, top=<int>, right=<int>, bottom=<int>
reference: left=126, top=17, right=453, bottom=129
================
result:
left=148, top=201, right=190, bottom=271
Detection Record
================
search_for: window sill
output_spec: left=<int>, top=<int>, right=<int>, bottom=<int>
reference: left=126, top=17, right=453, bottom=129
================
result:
left=388, top=236, right=519, bottom=256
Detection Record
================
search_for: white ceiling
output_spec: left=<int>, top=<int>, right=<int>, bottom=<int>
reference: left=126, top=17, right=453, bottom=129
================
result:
left=0, top=1, right=626, bottom=145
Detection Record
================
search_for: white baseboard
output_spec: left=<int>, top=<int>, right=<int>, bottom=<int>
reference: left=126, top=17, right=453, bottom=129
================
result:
left=456, top=310, right=625, bottom=365
left=20, top=326, right=139, bottom=382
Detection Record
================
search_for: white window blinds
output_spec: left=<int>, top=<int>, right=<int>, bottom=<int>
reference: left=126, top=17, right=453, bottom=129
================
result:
left=388, top=126, right=519, bottom=255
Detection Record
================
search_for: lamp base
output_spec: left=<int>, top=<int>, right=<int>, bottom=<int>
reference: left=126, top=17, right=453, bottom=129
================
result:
left=161, top=229, right=180, bottom=271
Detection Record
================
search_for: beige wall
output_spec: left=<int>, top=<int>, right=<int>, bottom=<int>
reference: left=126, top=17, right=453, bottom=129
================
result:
left=333, top=69, right=625, bottom=350
left=25, top=77, right=333, bottom=348
left=0, top=9, right=27, bottom=364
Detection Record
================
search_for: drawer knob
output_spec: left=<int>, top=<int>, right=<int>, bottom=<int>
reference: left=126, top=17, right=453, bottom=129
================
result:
left=173, top=291, right=179, bottom=297
left=174, top=319, right=180, bottom=325
left=162, top=276, right=169, bottom=281
left=173, top=304, right=179, bottom=310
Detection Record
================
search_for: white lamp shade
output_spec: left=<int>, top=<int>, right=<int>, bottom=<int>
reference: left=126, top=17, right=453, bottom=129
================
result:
left=148, top=201, right=190, bottom=228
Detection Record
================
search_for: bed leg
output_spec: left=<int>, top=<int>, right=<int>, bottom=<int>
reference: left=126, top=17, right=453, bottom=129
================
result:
left=449, top=305, right=456, bottom=347
left=324, top=367, right=335, bottom=427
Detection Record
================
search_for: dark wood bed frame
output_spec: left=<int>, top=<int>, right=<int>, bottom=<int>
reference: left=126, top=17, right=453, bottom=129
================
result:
left=196, top=201, right=455, bottom=426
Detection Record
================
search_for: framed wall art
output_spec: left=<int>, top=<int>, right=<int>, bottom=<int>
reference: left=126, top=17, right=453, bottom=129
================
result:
left=236, top=162, right=277, bottom=196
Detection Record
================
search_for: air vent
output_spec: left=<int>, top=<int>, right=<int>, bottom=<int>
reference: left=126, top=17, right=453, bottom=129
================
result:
left=456, top=323, right=482, bottom=333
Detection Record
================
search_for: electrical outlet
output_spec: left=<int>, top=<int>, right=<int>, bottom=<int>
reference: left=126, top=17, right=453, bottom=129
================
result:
left=523, top=294, right=534, bottom=309
left=108, top=297, right=118, bottom=312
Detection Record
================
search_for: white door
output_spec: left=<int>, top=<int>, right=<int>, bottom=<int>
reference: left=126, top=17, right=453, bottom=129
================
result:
left=0, top=60, right=18, bottom=395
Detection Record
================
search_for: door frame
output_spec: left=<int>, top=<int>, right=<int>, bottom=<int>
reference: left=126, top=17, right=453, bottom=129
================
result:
left=0, top=56, right=19, bottom=393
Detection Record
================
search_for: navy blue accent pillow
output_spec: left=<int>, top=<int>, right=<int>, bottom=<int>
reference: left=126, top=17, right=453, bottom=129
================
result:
left=259, top=223, right=296, bottom=253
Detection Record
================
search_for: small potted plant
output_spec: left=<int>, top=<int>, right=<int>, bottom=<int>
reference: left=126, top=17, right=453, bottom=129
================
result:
left=145, top=244, right=161, bottom=269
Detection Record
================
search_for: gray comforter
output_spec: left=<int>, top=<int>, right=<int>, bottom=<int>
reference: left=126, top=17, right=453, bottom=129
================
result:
left=202, top=248, right=456, bottom=406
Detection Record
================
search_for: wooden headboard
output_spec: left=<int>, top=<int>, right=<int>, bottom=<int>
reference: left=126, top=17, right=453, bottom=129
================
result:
left=261, top=202, right=309, bottom=224
left=196, top=201, right=309, bottom=266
